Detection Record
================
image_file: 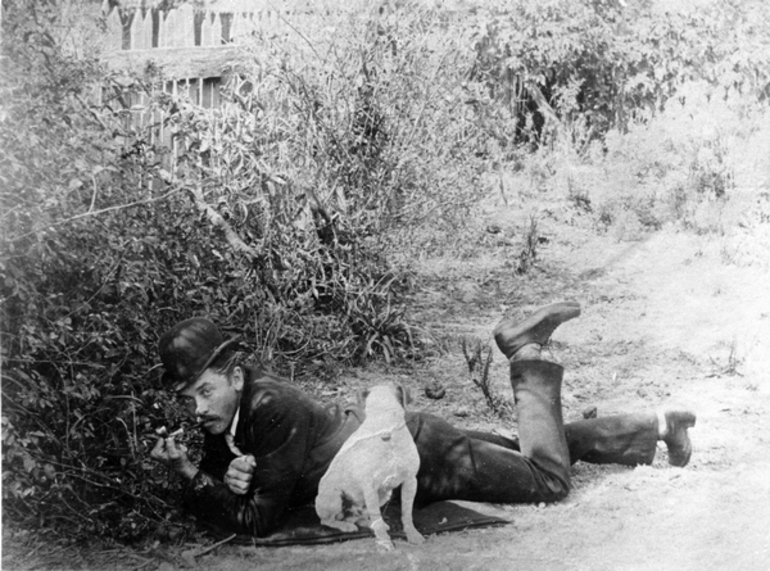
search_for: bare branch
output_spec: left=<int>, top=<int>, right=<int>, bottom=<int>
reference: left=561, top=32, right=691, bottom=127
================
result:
left=7, top=188, right=180, bottom=244
left=186, top=185, right=260, bottom=258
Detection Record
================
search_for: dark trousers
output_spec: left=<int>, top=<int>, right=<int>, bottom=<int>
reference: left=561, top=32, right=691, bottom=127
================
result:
left=409, top=360, right=658, bottom=506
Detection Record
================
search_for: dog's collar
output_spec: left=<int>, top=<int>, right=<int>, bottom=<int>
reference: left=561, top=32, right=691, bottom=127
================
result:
left=363, top=420, right=408, bottom=442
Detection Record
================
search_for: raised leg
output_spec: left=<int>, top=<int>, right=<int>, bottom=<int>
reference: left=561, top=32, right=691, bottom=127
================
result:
left=411, top=303, right=575, bottom=504
left=509, top=359, right=572, bottom=494
left=410, top=302, right=696, bottom=507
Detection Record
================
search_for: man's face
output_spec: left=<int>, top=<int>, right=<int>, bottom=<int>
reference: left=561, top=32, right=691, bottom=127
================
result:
left=178, top=366, right=243, bottom=435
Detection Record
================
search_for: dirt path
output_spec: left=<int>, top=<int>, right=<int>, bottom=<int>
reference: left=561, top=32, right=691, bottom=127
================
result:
left=155, top=191, right=769, bottom=571
left=5, top=191, right=769, bottom=570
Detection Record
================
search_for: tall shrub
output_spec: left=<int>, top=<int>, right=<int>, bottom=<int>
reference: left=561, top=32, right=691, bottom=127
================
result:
left=0, top=0, right=455, bottom=541
left=469, top=0, right=770, bottom=147
left=1, top=0, right=514, bottom=541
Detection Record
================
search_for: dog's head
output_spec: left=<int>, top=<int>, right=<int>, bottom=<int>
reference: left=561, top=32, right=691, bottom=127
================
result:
left=357, top=383, right=410, bottom=416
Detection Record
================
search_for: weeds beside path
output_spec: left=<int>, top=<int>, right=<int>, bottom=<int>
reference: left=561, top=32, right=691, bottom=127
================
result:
left=8, top=187, right=768, bottom=571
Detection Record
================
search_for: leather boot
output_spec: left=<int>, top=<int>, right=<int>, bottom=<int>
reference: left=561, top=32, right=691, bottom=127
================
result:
left=661, top=410, right=697, bottom=467
left=494, top=302, right=581, bottom=360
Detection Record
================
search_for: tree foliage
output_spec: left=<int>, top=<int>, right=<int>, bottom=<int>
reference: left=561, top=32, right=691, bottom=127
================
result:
left=471, top=0, right=770, bottom=146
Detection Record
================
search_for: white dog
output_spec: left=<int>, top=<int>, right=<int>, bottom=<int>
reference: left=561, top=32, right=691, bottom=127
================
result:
left=315, top=384, right=425, bottom=550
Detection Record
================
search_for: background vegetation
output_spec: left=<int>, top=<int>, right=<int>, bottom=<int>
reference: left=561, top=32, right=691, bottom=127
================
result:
left=2, top=0, right=768, bottom=545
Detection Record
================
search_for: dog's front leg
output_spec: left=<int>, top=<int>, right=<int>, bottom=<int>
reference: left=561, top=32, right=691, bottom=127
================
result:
left=363, top=486, right=393, bottom=550
left=400, top=476, right=425, bottom=545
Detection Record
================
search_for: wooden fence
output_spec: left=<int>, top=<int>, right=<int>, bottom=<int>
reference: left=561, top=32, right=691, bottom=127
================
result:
left=104, top=2, right=273, bottom=52
left=102, top=0, right=368, bottom=75
left=101, top=0, right=370, bottom=166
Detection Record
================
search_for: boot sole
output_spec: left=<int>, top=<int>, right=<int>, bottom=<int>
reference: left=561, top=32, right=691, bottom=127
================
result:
left=494, top=302, right=581, bottom=358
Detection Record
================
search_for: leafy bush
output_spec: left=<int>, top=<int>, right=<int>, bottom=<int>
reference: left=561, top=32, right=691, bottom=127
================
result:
left=471, top=0, right=769, bottom=240
left=469, top=0, right=770, bottom=147
left=0, top=0, right=494, bottom=542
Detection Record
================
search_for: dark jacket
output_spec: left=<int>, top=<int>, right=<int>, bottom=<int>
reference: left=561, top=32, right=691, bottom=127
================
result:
left=181, top=367, right=528, bottom=536
left=183, top=368, right=364, bottom=536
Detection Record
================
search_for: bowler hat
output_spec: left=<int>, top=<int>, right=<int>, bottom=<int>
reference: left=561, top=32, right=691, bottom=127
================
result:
left=158, top=317, right=240, bottom=392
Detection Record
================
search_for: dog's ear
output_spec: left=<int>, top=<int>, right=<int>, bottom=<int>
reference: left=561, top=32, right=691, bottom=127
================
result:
left=394, top=384, right=411, bottom=409
left=356, top=388, right=371, bottom=408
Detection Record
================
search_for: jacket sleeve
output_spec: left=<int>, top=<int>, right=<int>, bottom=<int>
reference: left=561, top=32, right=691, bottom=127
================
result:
left=182, top=387, right=314, bottom=537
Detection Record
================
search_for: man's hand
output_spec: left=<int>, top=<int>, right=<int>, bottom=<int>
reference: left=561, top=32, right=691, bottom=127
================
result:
left=150, top=436, right=198, bottom=480
left=225, top=455, right=256, bottom=495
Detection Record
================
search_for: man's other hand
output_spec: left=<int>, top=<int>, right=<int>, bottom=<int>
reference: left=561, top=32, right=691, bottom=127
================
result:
left=150, top=436, right=198, bottom=480
left=225, top=455, right=256, bottom=495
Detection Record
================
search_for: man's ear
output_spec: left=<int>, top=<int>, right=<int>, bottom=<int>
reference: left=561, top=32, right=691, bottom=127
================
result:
left=231, top=366, right=245, bottom=391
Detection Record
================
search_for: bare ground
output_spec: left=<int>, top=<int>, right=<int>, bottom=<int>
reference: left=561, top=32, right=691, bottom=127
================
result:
left=4, top=187, right=770, bottom=570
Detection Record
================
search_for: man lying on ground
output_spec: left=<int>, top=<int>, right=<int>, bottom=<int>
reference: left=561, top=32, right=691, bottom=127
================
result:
left=150, top=302, right=696, bottom=537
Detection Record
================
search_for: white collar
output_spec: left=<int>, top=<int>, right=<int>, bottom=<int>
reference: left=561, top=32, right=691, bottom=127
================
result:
left=229, top=406, right=240, bottom=439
